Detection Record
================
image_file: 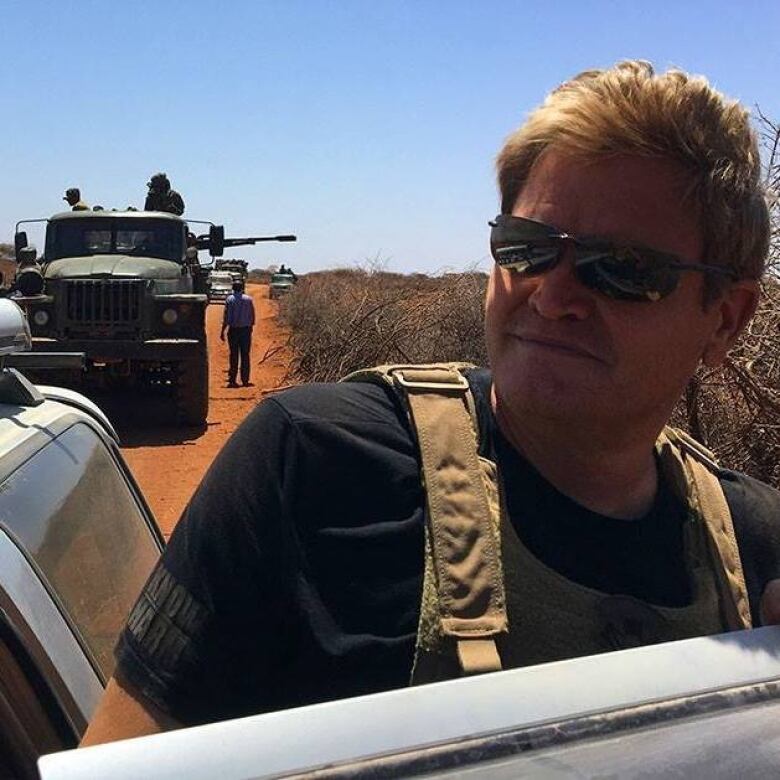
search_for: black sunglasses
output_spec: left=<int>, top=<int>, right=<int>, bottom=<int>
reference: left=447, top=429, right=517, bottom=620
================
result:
left=489, top=215, right=737, bottom=302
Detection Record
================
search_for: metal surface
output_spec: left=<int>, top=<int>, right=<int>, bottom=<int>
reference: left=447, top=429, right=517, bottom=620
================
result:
left=32, top=336, right=203, bottom=360
left=38, top=626, right=780, bottom=780
left=65, top=279, right=144, bottom=325
left=0, top=534, right=103, bottom=734
left=421, top=694, right=780, bottom=778
left=5, top=353, right=85, bottom=370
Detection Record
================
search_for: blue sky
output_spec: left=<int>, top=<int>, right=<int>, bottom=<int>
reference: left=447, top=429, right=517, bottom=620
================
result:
left=1, top=1, right=778, bottom=273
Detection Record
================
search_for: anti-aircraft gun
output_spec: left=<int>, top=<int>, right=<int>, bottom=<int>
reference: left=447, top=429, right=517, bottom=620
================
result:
left=12, top=210, right=296, bottom=425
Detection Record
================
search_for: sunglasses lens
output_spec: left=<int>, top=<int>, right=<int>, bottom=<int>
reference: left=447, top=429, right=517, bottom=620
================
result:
left=489, top=218, right=684, bottom=302
left=492, top=242, right=559, bottom=275
left=576, top=253, right=679, bottom=302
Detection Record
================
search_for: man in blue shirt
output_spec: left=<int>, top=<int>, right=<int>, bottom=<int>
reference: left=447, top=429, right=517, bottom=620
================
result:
left=220, top=281, right=256, bottom=387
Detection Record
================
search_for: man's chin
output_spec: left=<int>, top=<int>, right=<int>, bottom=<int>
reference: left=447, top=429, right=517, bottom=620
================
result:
left=492, top=364, right=610, bottom=421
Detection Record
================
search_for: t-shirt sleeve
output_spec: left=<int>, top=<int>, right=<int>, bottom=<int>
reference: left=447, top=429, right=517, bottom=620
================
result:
left=722, top=470, right=780, bottom=625
left=115, top=398, right=298, bottom=725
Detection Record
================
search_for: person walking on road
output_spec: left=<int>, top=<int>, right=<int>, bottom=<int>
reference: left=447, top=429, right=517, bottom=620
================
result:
left=221, top=281, right=255, bottom=387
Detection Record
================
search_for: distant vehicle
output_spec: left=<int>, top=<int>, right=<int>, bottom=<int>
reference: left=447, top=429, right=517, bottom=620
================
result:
left=214, top=258, right=248, bottom=285
left=207, top=271, right=235, bottom=303
left=0, top=299, right=163, bottom=779
left=39, top=627, right=780, bottom=779
left=269, top=271, right=297, bottom=299
left=13, top=209, right=296, bottom=425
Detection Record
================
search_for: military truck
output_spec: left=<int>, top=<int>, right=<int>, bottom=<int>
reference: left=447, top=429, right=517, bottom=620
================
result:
left=215, top=257, right=249, bottom=284
left=12, top=210, right=295, bottom=425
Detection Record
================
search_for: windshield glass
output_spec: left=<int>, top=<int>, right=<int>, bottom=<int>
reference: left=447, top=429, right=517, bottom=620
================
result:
left=47, top=217, right=184, bottom=262
left=271, top=273, right=294, bottom=283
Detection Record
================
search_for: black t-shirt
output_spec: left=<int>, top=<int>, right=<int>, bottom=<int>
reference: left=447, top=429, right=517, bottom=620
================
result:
left=116, top=369, right=780, bottom=726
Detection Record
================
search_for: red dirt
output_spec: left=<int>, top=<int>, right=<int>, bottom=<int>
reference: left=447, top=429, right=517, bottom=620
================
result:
left=118, top=284, right=290, bottom=538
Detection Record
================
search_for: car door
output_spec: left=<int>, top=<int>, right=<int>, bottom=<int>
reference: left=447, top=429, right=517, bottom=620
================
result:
left=0, top=413, right=162, bottom=778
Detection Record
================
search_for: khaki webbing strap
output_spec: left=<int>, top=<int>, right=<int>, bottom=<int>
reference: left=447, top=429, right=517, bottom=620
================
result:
left=686, top=456, right=752, bottom=630
left=393, top=366, right=507, bottom=674
left=660, top=428, right=752, bottom=631
left=457, top=638, right=502, bottom=675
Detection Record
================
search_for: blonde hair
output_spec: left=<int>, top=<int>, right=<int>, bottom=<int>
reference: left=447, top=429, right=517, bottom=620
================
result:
left=497, top=61, right=769, bottom=286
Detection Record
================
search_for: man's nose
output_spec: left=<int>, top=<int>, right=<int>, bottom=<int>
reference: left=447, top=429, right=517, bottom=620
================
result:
left=527, top=244, right=593, bottom=321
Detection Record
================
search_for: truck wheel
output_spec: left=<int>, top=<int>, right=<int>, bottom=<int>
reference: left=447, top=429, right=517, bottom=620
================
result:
left=175, top=350, right=209, bottom=426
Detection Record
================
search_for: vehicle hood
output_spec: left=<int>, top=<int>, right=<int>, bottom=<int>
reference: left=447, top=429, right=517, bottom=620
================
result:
left=44, top=255, right=181, bottom=280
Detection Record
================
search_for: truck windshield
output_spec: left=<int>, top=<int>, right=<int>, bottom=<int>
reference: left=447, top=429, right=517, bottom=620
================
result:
left=47, top=218, right=183, bottom=262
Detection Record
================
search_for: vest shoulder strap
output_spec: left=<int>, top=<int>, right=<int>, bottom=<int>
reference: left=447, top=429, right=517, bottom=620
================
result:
left=659, top=427, right=752, bottom=630
left=343, top=363, right=507, bottom=674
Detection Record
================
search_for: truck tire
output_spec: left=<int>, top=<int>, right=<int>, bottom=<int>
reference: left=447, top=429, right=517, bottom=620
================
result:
left=175, top=349, right=209, bottom=426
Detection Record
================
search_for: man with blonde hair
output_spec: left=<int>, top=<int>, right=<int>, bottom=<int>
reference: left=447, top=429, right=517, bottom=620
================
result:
left=84, top=61, right=780, bottom=743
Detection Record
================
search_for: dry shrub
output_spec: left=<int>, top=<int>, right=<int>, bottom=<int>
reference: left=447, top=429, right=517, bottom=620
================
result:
left=280, top=266, right=487, bottom=382
left=670, top=289, right=780, bottom=488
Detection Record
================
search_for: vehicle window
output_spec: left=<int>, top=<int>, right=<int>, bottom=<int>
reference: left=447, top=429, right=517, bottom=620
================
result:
left=82, top=230, right=113, bottom=253
left=0, top=423, right=160, bottom=680
left=48, top=218, right=183, bottom=262
left=115, top=228, right=178, bottom=259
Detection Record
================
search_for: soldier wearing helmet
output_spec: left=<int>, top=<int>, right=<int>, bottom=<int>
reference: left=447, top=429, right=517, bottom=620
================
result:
left=63, top=187, right=89, bottom=211
left=144, top=172, right=185, bottom=215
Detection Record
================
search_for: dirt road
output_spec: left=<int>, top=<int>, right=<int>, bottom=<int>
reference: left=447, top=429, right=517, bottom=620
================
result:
left=105, top=284, right=290, bottom=538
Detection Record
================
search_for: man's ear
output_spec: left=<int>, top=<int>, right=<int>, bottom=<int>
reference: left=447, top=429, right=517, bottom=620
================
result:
left=702, top=280, right=759, bottom=367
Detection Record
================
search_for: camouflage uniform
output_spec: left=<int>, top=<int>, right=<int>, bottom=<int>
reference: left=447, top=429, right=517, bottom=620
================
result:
left=144, top=173, right=185, bottom=215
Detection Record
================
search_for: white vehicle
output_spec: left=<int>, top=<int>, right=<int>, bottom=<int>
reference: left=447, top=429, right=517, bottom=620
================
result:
left=0, top=300, right=163, bottom=778
left=206, top=270, right=235, bottom=303
left=39, top=626, right=780, bottom=779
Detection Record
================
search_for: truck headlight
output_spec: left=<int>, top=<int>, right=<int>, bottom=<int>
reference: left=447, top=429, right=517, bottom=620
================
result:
left=32, top=309, right=50, bottom=326
left=162, top=308, right=178, bottom=325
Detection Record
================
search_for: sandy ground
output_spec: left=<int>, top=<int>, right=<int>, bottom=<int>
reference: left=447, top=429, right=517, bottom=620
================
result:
left=97, top=284, right=290, bottom=538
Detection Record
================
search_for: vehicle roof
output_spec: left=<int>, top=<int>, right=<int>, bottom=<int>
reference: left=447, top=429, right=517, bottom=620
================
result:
left=0, top=389, right=117, bottom=482
left=38, top=626, right=780, bottom=780
left=48, top=210, right=186, bottom=223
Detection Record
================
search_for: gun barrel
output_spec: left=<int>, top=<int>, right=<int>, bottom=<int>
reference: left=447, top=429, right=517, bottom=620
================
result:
left=222, top=234, right=297, bottom=247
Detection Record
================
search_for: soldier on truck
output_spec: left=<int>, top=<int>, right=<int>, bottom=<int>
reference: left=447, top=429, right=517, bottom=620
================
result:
left=144, top=173, right=185, bottom=216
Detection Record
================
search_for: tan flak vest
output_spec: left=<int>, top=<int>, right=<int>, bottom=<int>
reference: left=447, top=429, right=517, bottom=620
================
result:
left=342, top=363, right=752, bottom=685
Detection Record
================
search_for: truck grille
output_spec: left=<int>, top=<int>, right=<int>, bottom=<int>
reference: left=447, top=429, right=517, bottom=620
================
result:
left=65, top=280, right=143, bottom=324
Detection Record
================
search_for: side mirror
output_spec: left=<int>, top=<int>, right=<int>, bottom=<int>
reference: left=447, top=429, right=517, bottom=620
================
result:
left=17, top=246, right=38, bottom=266
left=0, top=299, right=32, bottom=354
left=209, top=225, right=225, bottom=257
left=14, top=232, right=28, bottom=260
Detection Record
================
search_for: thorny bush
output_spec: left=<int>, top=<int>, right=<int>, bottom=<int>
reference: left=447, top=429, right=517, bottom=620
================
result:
left=280, top=268, right=488, bottom=382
